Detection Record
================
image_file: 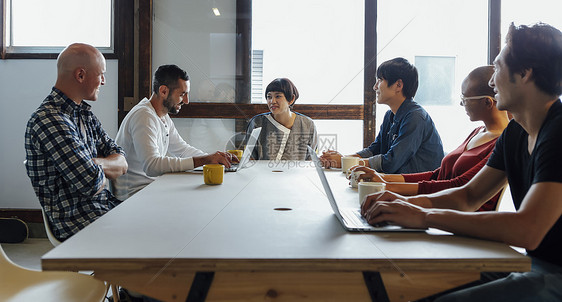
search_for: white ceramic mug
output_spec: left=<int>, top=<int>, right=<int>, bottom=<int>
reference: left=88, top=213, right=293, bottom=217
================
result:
left=341, top=156, right=360, bottom=176
left=350, top=170, right=365, bottom=188
left=358, top=182, right=386, bottom=206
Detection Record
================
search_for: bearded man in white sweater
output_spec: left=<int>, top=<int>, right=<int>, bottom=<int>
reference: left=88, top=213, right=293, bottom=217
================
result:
left=113, top=64, right=234, bottom=200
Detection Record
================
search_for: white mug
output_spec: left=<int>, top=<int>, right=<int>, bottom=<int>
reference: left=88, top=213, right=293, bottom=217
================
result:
left=341, top=156, right=360, bottom=176
left=358, top=182, right=386, bottom=206
left=350, top=170, right=365, bottom=188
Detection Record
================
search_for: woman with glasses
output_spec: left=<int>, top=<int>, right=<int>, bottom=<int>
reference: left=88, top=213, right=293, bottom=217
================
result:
left=351, top=66, right=509, bottom=211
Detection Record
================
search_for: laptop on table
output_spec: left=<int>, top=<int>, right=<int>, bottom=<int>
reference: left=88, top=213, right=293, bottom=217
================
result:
left=193, top=127, right=261, bottom=172
left=225, top=127, right=261, bottom=172
left=308, top=146, right=424, bottom=232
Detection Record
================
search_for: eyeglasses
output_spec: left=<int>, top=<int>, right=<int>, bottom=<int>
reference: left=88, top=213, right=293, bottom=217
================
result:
left=459, top=95, right=495, bottom=106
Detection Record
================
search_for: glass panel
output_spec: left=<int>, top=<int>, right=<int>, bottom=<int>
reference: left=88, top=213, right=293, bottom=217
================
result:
left=153, top=0, right=237, bottom=103
left=252, top=0, right=365, bottom=105
left=172, top=118, right=237, bottom=153
left=9, top=0, right=112, bottom=47
left=377, top=0, right=488, bottom=152
left=500, top=0, right=562, bottom=46
left=6, top=3, right=10, bottom=45
left=172, top=118, right=362, bottom=157
left=314, top=120, right=363, bottom=155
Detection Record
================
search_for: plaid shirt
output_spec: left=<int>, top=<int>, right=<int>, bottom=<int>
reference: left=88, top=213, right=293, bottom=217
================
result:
left=25, top=88, right=125, bottom=241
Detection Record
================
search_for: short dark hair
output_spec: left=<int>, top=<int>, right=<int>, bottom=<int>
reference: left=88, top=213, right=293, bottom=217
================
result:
left=505, top=22, right=562, bottom=96
left=376, top=57, right=419, bottom=99
left=265, top=78, right=299, bottom=106
left=153, top=64, right=189, bottom=95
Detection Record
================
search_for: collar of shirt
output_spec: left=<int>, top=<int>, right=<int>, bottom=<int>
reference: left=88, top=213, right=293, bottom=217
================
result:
left=50, top=87, right=92, bottom=116
left=545, top=99, right=562, bottom=121
left=390, top=98, right=416, bottom=124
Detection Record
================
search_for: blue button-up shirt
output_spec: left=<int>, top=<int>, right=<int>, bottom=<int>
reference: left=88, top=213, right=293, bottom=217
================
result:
left=25, top=88, right=125, bottom=241
left=357, top=98, right=444, bottom=174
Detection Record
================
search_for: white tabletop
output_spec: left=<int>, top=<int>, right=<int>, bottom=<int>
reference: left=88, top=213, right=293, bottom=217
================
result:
left=43, top=161, right=529, bottom=273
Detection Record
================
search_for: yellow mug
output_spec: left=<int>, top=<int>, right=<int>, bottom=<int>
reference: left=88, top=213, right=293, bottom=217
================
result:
left=203, top=164, right=224, bottom=185
left=227, top=149, right=243, bottom=160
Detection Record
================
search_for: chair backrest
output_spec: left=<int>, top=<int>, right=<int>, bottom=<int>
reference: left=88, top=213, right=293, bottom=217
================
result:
left=24, top=160, right=62, bottom=247
left=495, top=184, right=508, bottom=211
left=1, top=243, right=108, bottom=302
left=0, top=244, right=10, bottom=267
left=41, top=209, right=61, bottom=247
left=0, top=244, right=22, bottom=275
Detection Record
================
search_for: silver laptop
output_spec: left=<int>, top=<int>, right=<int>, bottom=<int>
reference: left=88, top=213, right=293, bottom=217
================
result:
left=192, top=127, right=261, bottom=172
left=225, top=127, right=261, bottom=172
left=308, top=146, right=424, bottom=232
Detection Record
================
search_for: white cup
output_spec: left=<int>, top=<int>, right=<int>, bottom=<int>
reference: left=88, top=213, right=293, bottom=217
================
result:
left=350, top=171, right=365, bottom=188
left=341, top=156, right=360, bottom=176
left=358, top=182, right=386, bottom=206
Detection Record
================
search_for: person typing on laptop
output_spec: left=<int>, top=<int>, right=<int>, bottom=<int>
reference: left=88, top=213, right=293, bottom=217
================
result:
left=361, top=23, right=562, bottom=301
left=113, top=65, right=234, bottom=200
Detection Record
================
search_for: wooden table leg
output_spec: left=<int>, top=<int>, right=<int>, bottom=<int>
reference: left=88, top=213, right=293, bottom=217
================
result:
left=363, top=272, right=390, bottom=302
left=186, top=272, right=215, bottom=302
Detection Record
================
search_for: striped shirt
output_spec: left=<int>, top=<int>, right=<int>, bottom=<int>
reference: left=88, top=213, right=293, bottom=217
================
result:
left=25, top=88, right=125, bottom=241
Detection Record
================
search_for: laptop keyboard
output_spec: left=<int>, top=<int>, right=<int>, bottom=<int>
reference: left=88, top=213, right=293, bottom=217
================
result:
left=341, top=209, right=370, bottom=227
left=225, top=164, right=238, bottom=172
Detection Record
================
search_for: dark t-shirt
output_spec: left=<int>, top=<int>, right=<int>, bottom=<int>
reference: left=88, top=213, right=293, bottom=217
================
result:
left=487, top=100, right=562, bottom=266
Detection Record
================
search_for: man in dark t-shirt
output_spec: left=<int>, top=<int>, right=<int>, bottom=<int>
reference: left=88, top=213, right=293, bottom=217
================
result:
left=361, top=22, right=562, bottom=301
left=487, top=103, right=562, bottom=266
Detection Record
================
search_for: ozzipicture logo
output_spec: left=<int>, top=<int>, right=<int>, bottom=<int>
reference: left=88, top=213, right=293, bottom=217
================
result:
left=223, top=132, right=337, bottom=169
left=318, top=134, right=337, bottom=153
left=224, top=131, right=257, bottom=169
left=267, top=160, right=324, bottom=169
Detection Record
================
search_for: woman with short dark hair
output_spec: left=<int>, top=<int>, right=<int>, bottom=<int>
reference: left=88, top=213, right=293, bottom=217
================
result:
left=245, top=78, right=317, bottom=160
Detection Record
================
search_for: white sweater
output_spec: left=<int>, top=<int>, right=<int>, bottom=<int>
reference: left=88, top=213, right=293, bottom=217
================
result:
left=113, top=98, right=206, bottom=200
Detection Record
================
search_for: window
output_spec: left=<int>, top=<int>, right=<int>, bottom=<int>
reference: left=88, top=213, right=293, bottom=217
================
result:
left=2, top=0, right=113, bottom=56
left=251, top=0, right=365, bottom=153
left=501, top=0, right=562, bottom=46
left=153, top=0, right=237, bottom=103
left=377, top=0, right=489, bottom=152
left=251, top=50, right=264, bottom=103
left=415, top=56, right=456, bottom=106
left=137, top=0, right=512, bottom=154
left=251, top=0, right=364, bottom=105
left=152, top=0, right=238, bottom=151
left=151, top=0, right=366, bottom=153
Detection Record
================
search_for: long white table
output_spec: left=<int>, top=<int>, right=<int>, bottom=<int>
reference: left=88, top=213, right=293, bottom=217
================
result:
left=42, top=161, right=530, bottom=301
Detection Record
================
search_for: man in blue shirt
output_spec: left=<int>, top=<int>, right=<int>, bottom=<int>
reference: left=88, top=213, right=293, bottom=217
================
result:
left=321, top=57, right=444, bottom=174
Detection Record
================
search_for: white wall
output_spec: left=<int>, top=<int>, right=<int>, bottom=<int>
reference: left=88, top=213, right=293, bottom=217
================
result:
left=0, top=59, right=118, bottom=209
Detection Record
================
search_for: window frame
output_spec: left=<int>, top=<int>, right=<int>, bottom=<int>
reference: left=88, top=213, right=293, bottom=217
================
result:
left=129, top=0, right=373, bottom=145
left=126, top=0, right=501, bottom=148
left=1, top=0, right=502, bottom=146
left=0, top=0, right=117, bottom=59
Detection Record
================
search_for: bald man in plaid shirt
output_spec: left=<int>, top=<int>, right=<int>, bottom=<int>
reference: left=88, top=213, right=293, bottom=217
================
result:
left=25, top=43, right=128, bottom=241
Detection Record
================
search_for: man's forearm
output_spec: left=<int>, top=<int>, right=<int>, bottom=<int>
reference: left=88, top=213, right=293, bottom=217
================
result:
left=94, top=154, right=128, bottom=180
left=386, top=182, right=419, bottom=196
left=192, top=156, right=207, bottom=168
left=408, top=187, right=474, bottom=211
left=383, top=174, right=405, bottom=182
